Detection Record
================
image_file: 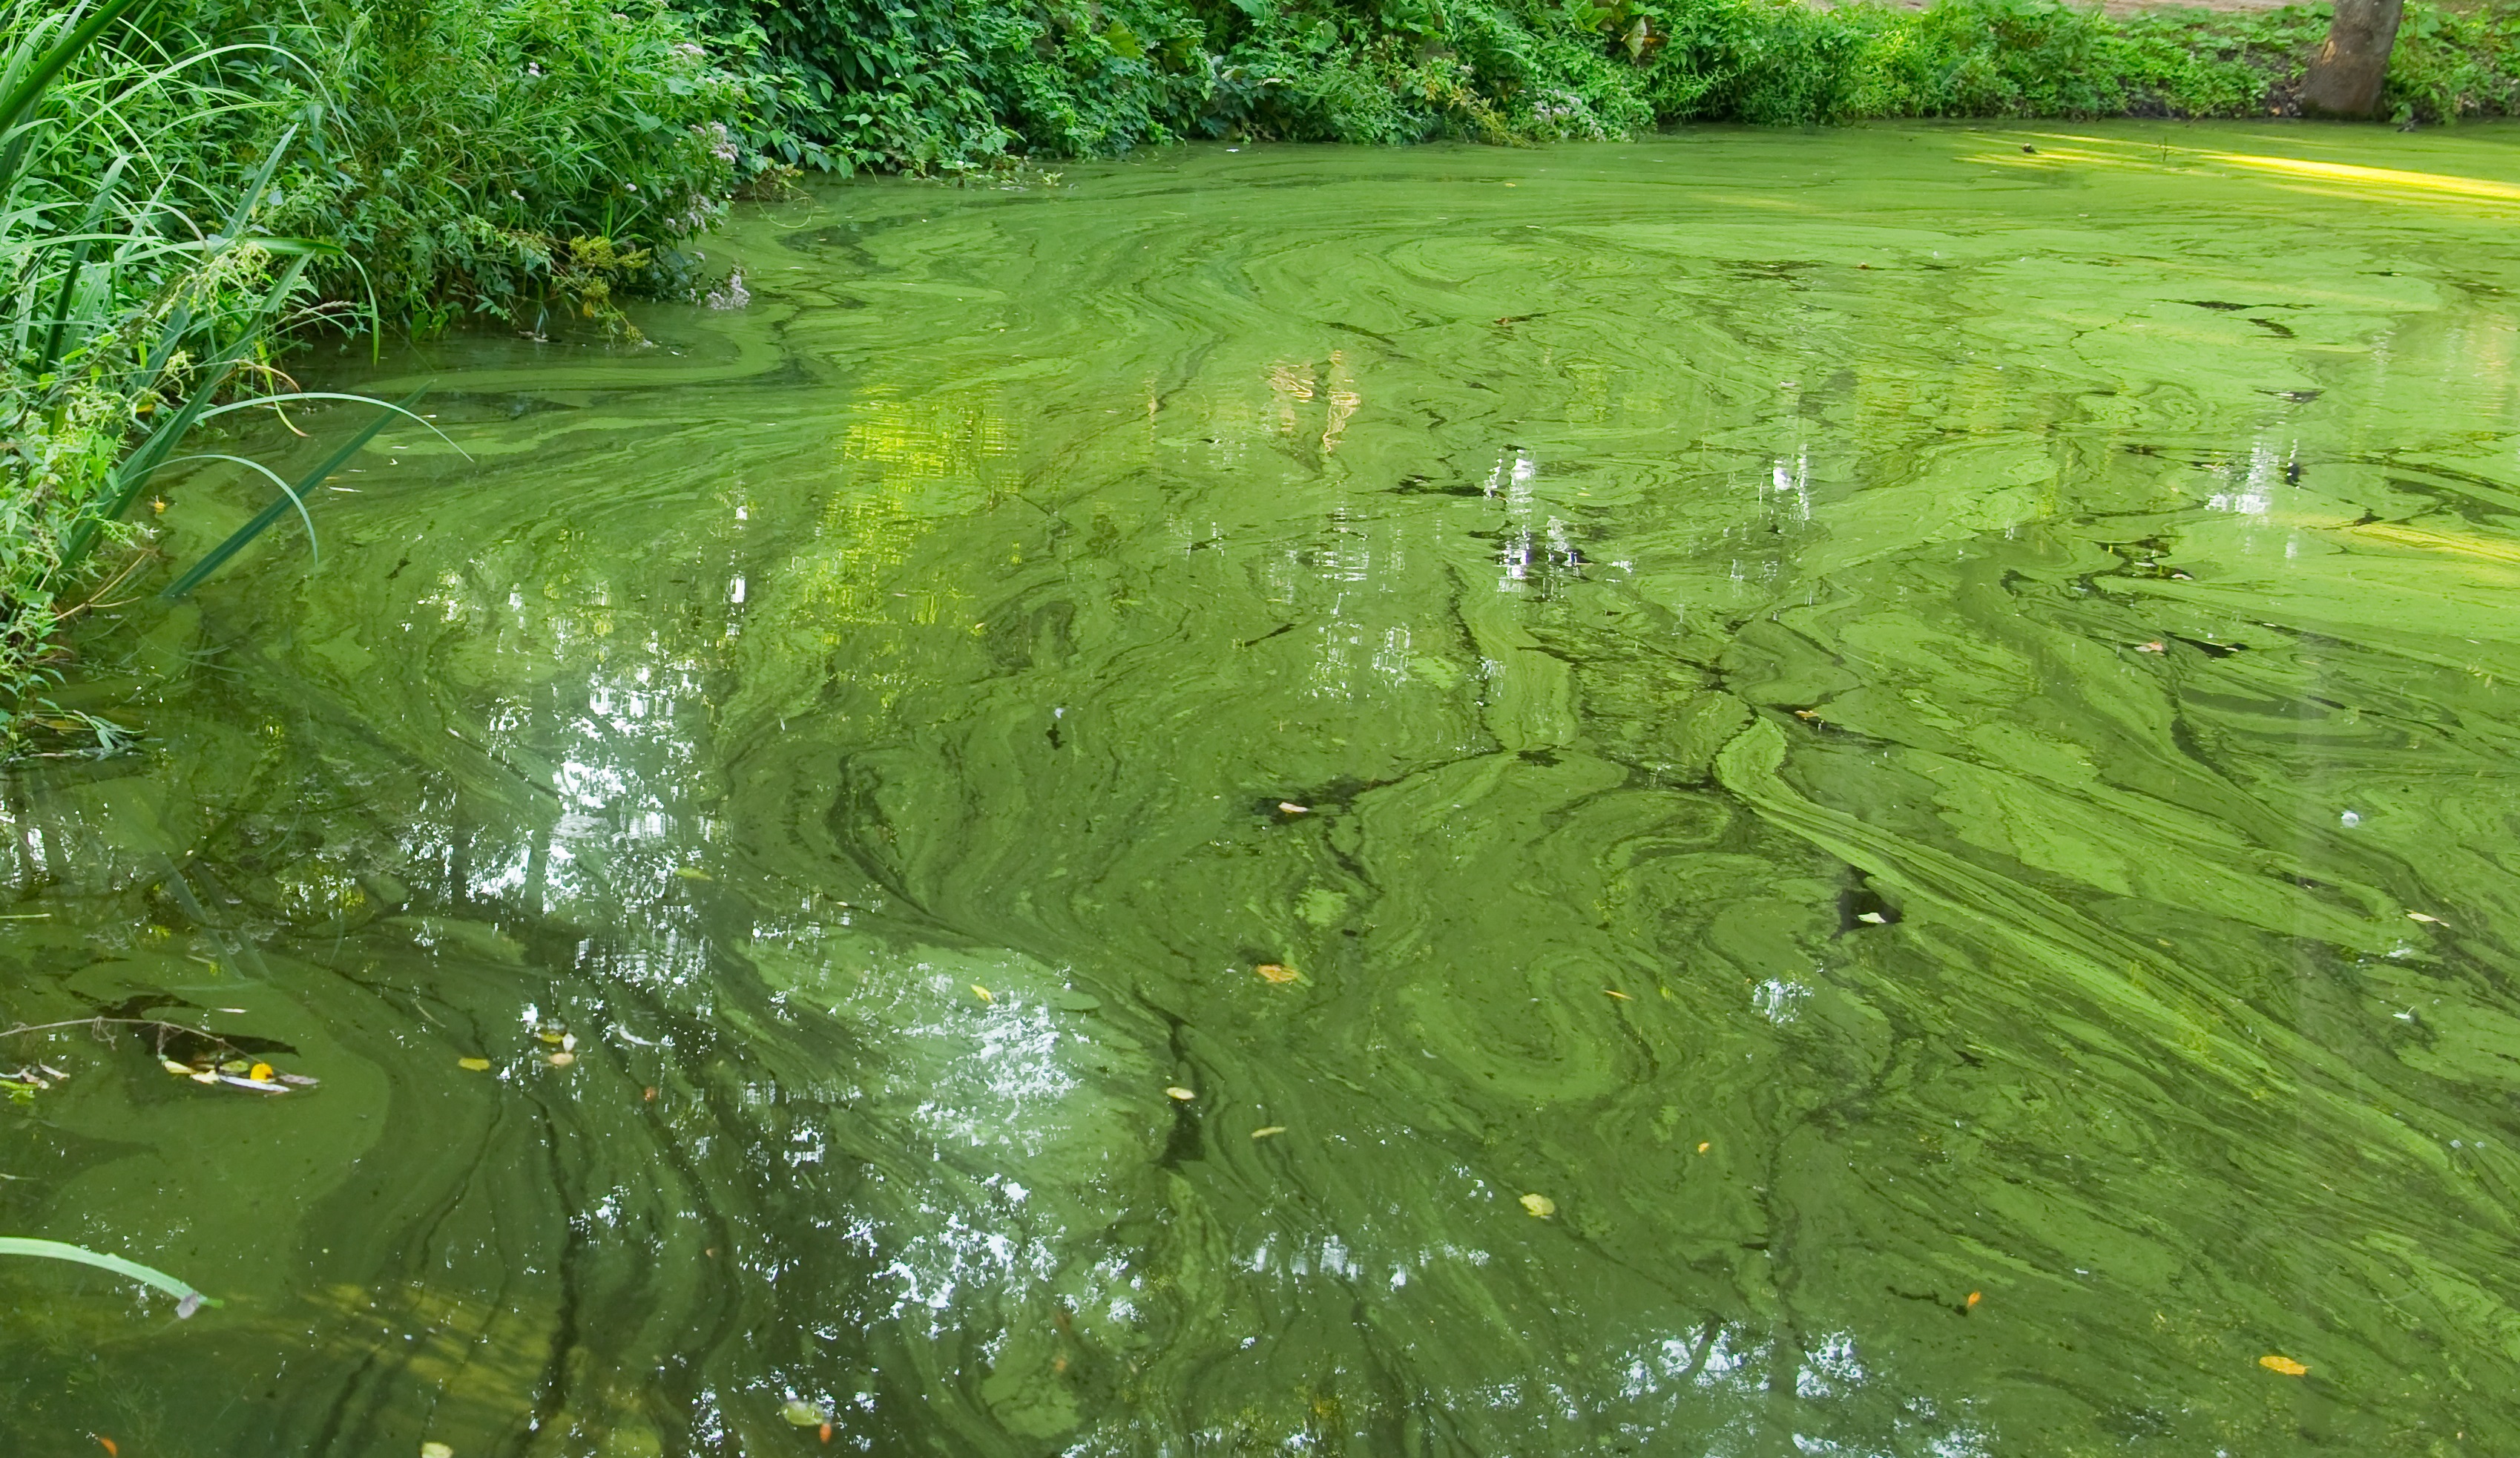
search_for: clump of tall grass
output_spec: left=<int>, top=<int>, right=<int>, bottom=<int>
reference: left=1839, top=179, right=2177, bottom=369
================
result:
left=121, top=0, right=751, bottom=338
left=312, top=0, right=748, bottom=334
left=0, top=0, right=407, bottom=742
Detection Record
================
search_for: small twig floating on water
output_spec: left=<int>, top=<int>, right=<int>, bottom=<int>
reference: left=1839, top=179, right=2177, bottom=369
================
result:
left=0, top=1017, right=318, bottom=1091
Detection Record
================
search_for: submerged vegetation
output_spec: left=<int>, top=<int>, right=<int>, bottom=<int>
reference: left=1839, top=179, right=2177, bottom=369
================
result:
left=7, top=0, right=2520, bottom=739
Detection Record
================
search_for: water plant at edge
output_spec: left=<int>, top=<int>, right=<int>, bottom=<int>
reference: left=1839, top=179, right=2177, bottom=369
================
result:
left=0, top=0, right=418, bottom=746
left=0, top=1237, right=218, bottom=1318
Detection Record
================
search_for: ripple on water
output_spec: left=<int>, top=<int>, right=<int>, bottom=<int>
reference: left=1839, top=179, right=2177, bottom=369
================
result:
left=6, top=125, right=2520, bottom=1454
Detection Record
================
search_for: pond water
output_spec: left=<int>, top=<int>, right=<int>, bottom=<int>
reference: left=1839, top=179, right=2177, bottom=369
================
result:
left=7, top=122, right=2520, bottom=1456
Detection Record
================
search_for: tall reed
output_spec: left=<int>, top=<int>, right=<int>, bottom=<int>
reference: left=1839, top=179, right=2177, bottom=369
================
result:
left=0, top=0, right=405, bottom=743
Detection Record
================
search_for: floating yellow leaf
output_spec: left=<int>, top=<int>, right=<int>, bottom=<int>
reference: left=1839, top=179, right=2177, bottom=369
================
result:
left=781, top=1399, right=826, bottom=1427
left=1254, top=963, right=1298, bottom=985
left=421, top=1444, right=455, bottom=1458
left=674, top=867, right=713, bottom=881
left=1966, top=1290, right=1981, bottom=1311
left=2407, top=911, right=2445, bottom=925
left=972, top=984, right=994, bottom=1003
left=162, top=1060, right=193, bottom=1076
left=458, top=1057, right=492, bottom=1071
left=1277, top=801, right=1310, bottom=815
left=547, top=1051, right=575, bottom=1067
left=1165, top=1086, right=1196, bottom=1101
left=1697, top=1141, right=1711, bottom=1153
left=1602, top=988, right=1631, bottom=1001
left=248, top=1063, right=274, bottom=1083
left=1520, top=1193, right=1556, bottom=1218
left=2260, top=1354, right=2308, bottom=1376
left=1251, top=1126, right=1286, bottom=1140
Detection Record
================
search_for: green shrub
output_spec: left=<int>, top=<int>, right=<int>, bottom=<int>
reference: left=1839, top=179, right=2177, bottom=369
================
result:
left=89, top=0, right=749, bottom=335
left=2385, top=1, right=2520, bottom=121
left=305, top=0, right=748, bottom=332
left=665, top=0, right=2520, bottom=169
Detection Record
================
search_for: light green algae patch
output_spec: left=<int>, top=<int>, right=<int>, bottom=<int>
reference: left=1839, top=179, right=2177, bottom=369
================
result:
left=6, top=122, right=2520, bottom=1454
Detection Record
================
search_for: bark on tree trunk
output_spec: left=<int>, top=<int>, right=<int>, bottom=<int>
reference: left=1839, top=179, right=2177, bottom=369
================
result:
left=2300, top=0, right=2405, bottom=119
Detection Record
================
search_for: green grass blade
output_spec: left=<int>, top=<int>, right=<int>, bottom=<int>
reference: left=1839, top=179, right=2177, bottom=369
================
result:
left=33, top=238, right=95, bottom=376
left=0, top=0, right=153, bottom=180
left=61, top=255, right=317, bottom=575
left=58, top=347, right=245, bottom=576
left=212, top=122, right=295, bottom=243
left=159, top=391, right=423, bottom=601
left=0, top=1236, right=218, bottom=1316
left=199, top=391, right=464, bottom=456
left=146, top=453, right=320, bottom=564
left=36, top=157, right=130, bottom=374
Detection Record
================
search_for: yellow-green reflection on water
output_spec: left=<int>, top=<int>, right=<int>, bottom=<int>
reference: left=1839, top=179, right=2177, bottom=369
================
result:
left=7, top=121, right=2520, bottom=1455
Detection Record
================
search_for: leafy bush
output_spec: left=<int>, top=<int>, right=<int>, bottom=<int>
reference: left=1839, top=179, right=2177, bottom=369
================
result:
left=84, top=0, right=750, bottom=335
left=2384, top=1, right=2520, bottom=121
left=668, top=0, right=2520, bottom=170
left=299, top=0, right=747, bottom=330
left=674, top=0, right=1226, bottom=174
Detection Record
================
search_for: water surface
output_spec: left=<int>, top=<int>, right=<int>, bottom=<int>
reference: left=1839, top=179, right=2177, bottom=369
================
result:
left=8, top=123, right=2520, bottom=1455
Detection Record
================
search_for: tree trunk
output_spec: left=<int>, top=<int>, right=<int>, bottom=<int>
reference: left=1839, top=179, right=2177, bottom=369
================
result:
left=2300, top=0, right=2405, bottom=119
